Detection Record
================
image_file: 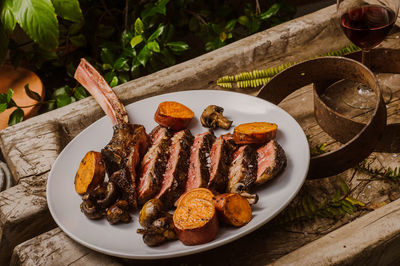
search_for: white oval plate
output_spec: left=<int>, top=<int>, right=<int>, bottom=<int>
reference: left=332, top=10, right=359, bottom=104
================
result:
left=47, top=90, right=309, bottom=259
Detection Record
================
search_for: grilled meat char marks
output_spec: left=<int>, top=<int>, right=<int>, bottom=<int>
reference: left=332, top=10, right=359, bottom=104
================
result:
left=255, top=140, right=287, bottom=185
left=137, top=126, right=172, bottom=205
left=183, top=131, right=215, bottom=194
left=101, top=124, right=150, bottom=211
left=155, top=129, right=194, bottom=208
left=208, top=135, right=234, bottom=193
left=227, top=145, right=257, bottom=194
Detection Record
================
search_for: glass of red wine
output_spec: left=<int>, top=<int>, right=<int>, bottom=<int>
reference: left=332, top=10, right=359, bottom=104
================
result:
left=336, top=0, right=399, bottom=109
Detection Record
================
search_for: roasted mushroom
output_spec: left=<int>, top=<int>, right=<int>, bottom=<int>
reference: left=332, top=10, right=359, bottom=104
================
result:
left=200, top=105, right=232, bottom=130
left=139, top=198, right=166, bottom=227
left=106, top=200, right=132, bottom=224
left=95, top=182, right=118, bottom=209
left=137, top=214, right=177, bottom=246
left=231, top=183, right=259, bottom=205
left=80, top=194, right=105, bottom=219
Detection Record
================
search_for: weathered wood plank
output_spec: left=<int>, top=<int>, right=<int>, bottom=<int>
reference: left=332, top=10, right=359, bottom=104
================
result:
left=270, top=197, right=400, bottom=265
left=0, top=174, right=56, bottom=263
left=10, top=228, right=122, bottom=266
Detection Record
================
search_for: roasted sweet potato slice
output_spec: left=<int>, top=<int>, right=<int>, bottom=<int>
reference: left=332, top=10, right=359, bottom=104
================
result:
left=74, top=151, right=106, bottom=195
left=213, top=193, right=252, bottom=227
left=154, top=101, right=194, bottom=131
left=173, top=188, right=219, bottom=245
left=233, top=122, right=277, bottom=145
left=175, top=187, right=215, bottom=206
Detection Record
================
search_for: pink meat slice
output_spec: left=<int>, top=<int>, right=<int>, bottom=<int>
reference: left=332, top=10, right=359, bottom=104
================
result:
left=155, top=129, right=193, bottom=207
left=207, top=135, right=232, bottom=193
left=255, top=140, right=287, bottom=185
left=137, top=126, right=171, bottom=205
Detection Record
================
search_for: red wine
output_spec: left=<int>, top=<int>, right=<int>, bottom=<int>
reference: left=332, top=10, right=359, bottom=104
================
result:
left=341, top=5, right=396, bottom=49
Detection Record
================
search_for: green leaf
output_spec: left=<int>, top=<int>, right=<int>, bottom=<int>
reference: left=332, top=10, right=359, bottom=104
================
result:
left=100, top=48, right=114, bottom=65
left=121, top=30, right=133, bottom=47
left=0, top=103, right=7, bottom=113
left=52, top=85, right=72, bottom=98
left=148, top=24, right=165, bottom=42
left=130, top=35, right=143, bottom=48
left=345, top=196, right=365, bottom=207
left=118, top=73, right=129, bottom=84
left=7, top=88, right=13, bottom=103
left=259, top=3, right=281, bottom=20
left=113, top=57, right=129, bottom=71
left=147, top=41, right=160, bottom=53
left=161, top=48, right=175, bottom=66
left=137, top=46, right=151, bottom=67
left=1, top=0, right=16, bottom=33
left=141, top=0, right=170, bottom=20
left=339, top=178, right=349, bottom=195
left=104, top=72, right=116, bottom=84
left=8, top=108, right=24, bottom=126
left=219, top=32, right=227, bottom=42
left=238, top=16, right=249, bottom=26
left=12, top=0, right=59, bottom=50
left=225, top=19, right=237, bottom=32
left=166, top=41, right=189, bottom=52
left=52, top=0, right=83, bottom=22
left=70, top=34, right=86, bottom=47
left=134, top=18, right=144, bottom=34
left=56, top=95, right=72, bottom=108
left=109, top=76, right=118, bottom=87
left=24, top=84, right=42, bottom=101
left=73, top=86, right=87, bottom=100
left=0, top=23, right=8, bottom=64
left=332, top=189, right=341, bottom=202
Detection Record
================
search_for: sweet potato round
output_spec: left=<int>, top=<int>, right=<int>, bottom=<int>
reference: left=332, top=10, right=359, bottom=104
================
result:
left=175, top=187, right=215, bottom=207
left=233, top=122, right=277, bottom=145
left=173, top=198, right=219, bottom=245
left=154, top=101, right=194, bottom=131
left=213, top=193, right=252, bottom=227
left=74, top=151, right=106, bottom=195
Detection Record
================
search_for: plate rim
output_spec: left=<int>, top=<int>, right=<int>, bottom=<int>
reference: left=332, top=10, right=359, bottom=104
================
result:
left=46, top=89, right=310, bottom=259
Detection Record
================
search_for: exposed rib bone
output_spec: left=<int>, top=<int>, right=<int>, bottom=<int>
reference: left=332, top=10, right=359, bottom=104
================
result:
left=74, top=58, right=128, bottom=125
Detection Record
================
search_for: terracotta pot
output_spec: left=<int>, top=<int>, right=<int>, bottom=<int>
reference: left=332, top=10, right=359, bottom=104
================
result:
left=0, top=64, right=44, bottom=129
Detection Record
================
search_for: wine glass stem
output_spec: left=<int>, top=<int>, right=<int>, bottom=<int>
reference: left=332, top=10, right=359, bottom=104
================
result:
left=361, top=49, right=370, bottom=68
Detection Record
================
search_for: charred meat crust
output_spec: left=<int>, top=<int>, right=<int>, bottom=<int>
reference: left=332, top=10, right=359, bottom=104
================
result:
left=157, top=129, right=194, bottom=208
left=109, top=168, right=139, bottom=211
left=227, top=145, right=257, bottom=194
left=137, top=126, right=173, bottom=205
left=101, top=124, right=149, bottom=176
left=208, top=137, right=232, bottom=193
left=255, top=140, right=287, bottom=185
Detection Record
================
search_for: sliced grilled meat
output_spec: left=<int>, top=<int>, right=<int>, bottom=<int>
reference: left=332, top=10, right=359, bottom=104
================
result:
left=227, top=145, right=257, bottom=194
left=255, top=140, right=287, bottom=185
left=137, top=126, right=172, bottom=205
left=155, top=129, right=194, bottom=208
left=181, top=131, right=215, bottom=195
left=207, top=136, right=232, bottom=193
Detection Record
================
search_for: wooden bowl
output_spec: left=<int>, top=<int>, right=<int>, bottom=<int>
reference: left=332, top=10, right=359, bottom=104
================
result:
left=0, top=65, right=44, bottom=129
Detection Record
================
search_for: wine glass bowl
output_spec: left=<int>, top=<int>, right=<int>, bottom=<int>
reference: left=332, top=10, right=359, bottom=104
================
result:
left=331, top=0, right=399, bottom=109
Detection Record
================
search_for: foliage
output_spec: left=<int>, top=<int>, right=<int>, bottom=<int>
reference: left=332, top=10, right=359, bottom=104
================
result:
left=356, top=160, right=400, bottom=183
left=0, top=0, right=297, bottom=126
left=274, top=178, right=365, bottom=225
left=217, top=44, right=361, bottom=89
